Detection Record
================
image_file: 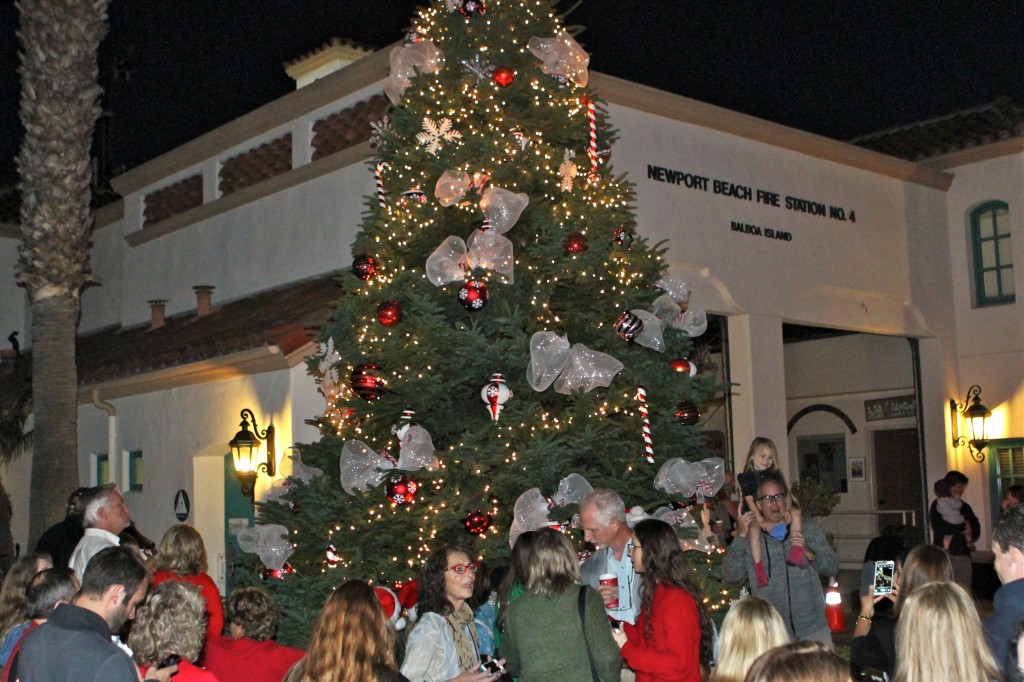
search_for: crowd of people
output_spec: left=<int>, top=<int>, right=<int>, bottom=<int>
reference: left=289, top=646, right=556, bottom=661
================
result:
left=1, top=441, right=1023, bottom=681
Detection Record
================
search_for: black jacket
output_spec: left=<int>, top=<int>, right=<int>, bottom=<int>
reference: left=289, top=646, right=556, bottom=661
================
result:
left=18, top=603, right=136, bottom=682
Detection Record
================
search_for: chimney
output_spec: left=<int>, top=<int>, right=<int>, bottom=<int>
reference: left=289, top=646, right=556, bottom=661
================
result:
left=148, top=300, right=167, bottom=330
left=193, top=285, right=214, bottom=316
left=284, top=38, right=371, bottom=89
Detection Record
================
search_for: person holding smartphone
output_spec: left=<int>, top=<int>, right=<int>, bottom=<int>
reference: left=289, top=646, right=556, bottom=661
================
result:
left=128, top=581, right=218, bottom=681
left=850, top=544, right=952, bottom=678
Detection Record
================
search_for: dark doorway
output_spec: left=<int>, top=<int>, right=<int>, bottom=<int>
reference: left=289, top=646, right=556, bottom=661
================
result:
left=873, top=428, right=924, bottom=539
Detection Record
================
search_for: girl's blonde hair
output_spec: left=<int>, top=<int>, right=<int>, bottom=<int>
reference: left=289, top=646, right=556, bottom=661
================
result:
left=711, top=596, right=790, bottom=682
left=744, top=640, right=851, bottom=682
left=894, top=581, right=1000, bottom=682
left=154, top=524, right=208, bottom=575
left=524, top=528, right=580, bottom=597
left=743, top=437, right=779, bottom=473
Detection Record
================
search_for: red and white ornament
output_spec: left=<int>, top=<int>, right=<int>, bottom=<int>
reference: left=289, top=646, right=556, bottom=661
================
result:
left=636, top=385, right=655, bottom=464
left=481, top=372, right=513, bottom=421
left=459, top=0, right=486, bottom=16
left=612, top=228, right=634, bottom=248
left=669, top=357, right=698, bottom=376
left=386, top=473, right=418, bottom=505
left=374, top=586, right=408, bottom=630
left=401, top=187, right=428, bottom=204
left=614, top=310, right=643, bottom=342
left=392, top=407, right=417, bottom=440
left=458, top=280, right=489, bottom=311
left=325, top=544, right=340, bottom=568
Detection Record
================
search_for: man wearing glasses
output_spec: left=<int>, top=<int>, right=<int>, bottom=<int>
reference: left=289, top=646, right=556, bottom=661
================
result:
left=722, top=471, right=837, bottom=645
left=69, top=484, right=132, bottom=581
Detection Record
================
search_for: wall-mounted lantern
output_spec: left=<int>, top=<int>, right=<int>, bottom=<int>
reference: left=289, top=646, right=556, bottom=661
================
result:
left=950, top=385, right=991, bottom=463
left=229, top=408, right=276, bottom=496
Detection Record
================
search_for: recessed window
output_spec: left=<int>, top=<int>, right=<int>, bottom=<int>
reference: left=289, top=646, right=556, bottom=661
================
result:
left=93, top=453, right=109, bottom=486
left=971, top=201, right=1015, bottom=306
left=127, top=450, right=144, bottom=492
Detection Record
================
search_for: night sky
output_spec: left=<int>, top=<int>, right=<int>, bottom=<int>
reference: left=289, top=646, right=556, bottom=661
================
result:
left=1, top=1, right=1022, bottom=187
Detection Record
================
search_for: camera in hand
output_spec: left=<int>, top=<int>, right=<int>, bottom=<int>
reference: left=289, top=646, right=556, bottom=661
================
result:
left=158, top=653, right=181, bottom=669
left=480, top=658, right=505, bottom=674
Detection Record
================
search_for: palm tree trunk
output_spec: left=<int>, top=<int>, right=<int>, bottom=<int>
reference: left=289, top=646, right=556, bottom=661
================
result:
left=27, top=297, right=81, bottom=544
left=16, top=0, right=109, bottom=545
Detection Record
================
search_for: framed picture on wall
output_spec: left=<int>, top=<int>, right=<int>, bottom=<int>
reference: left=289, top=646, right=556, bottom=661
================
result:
left=849, top=457, right=866, bottom=481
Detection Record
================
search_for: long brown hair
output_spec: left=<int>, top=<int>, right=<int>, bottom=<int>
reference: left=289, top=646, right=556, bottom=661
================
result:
left=300, top=580, right=396, bottom=682
left=632, top=519, right=713, bottom=667
left=893, top=544, right=952, bottom=616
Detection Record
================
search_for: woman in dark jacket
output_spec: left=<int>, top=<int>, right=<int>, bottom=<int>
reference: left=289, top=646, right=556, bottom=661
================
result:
left=850, top=544, right=952, bottom=677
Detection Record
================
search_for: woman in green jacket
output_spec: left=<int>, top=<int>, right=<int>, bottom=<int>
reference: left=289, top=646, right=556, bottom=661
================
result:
left=501, top=529, right=621, bottom=681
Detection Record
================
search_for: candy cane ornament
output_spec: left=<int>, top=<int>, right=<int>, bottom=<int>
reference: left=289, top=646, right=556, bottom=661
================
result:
left=636, top=385, right=654, bottom=464
left=585, top=97, right=599, bottom=184
left=375, top=162, right=389, bottom=208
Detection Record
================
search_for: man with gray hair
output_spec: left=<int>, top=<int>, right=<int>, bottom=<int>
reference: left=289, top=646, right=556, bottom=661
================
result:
left=68, top=484, right=131, bottom=581
left=578, top=489, right=641, bottom=627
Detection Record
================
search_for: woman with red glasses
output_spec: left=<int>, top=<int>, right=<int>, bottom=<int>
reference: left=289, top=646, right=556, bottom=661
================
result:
left=401, top=545, right=501, bottom=682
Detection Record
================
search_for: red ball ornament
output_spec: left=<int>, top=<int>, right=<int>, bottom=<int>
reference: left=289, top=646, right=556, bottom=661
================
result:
left=492, top=66, right=515, bottom=87
left=674, top=400, right=701, bottom=426
left=386, top=474, right=418, bottom=505
left=376, top=300, right=403, bottom=327
left=261, top=562, right=296, bottom=580
left=458, top=280, right=489, bottom=311
left=350, top=362, right=385, bottom=401
left=564, top=231, right=588, bottom=255
left=669, top=358, right=698, bottom=376
left=463, top=509, right=494, bottom=535
left=352, top=255, right=378, bottom=280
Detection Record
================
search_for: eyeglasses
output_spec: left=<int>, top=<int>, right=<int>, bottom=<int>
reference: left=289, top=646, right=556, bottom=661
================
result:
left=446, top=563, right=479, bottom=575
left=627, top=542, right=640, bottom=556
left=758, top=493, right=787, bottom=503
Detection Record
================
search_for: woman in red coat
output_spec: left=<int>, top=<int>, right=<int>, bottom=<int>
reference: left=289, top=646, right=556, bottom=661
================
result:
left=615, top=518, right=713, bottom=682
left=151, top=524, right=224, bottom=642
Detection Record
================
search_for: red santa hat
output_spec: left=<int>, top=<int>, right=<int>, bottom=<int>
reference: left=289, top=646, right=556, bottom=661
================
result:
left=374, top=586, right=407, bottom=631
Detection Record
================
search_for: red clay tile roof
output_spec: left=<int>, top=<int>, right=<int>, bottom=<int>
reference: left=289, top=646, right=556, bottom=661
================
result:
left=77, top=273, right=343, bottom=386
left=850, top=98, right=1024, bottom=161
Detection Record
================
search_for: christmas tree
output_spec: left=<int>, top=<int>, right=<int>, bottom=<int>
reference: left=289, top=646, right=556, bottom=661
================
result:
left=251, top=0, right=733, bottom=646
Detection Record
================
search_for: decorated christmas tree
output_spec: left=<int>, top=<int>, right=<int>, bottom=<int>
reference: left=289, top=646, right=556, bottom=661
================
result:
left=250, top=0, right=735, bottom=646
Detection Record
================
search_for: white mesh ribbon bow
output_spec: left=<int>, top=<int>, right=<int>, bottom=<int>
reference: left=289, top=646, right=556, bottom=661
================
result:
left=426, top=187, right=527, bottom=286
left=527, top=30, right=590, bottom=86
left=237, top=524, right=294, bottom=570
left=654, top=457, right=726, bottom=503
left=525, top=331, right=624, bottom=394
left=338, top=430, right=438, bottom=496
left=384, top=39, right=444, bottom=105
left=508, top=473, right=594, bottom=546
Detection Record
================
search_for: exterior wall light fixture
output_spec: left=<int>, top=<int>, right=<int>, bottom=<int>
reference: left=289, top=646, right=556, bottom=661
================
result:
left=229, top=408, right=276, bottom=496
left=950, top=385, right=991, bottom=463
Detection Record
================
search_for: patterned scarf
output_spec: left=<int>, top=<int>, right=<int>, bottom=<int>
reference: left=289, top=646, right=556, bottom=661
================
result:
left=445, top=602, right=479, bottom=673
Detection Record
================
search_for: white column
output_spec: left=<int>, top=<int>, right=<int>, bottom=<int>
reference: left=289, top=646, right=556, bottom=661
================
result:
left=727, top=314, right=791, bottom=473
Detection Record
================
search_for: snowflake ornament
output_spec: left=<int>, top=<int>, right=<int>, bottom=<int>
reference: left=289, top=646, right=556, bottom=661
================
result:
left=416, top=117, right=463, bottom=156
left=559, top=149, right=578, bottom=192
left=461, top=54, right=493, bottom=83
left=369, top=116, right=392, bottom=147
left=315, top=338, right=343, bottom=387
left=444, top=0, right=460, bottom=11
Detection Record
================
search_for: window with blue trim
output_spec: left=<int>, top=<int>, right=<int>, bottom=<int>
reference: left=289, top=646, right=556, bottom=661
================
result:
left=94, top=453, right=108, bottom=486
left=128, top=450, right=144, bottom=491
left=971, top=201, right=1015, bottom=306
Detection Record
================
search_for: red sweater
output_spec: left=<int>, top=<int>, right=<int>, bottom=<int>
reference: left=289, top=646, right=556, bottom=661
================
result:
left=140, top=660, right=221, bottom=682
left=202, top=635, right=304, bottom=682
left=152, top=571, right=224, bottom=640
left=621, top=583, right=702, bottom=682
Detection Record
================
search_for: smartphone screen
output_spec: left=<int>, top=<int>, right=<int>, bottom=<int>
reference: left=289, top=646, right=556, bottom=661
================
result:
left=873, top=560, right=895, bottom=595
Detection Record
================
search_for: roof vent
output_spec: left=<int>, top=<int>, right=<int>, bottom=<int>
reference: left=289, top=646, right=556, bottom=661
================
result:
left=194, top=285, right=215, bottom=317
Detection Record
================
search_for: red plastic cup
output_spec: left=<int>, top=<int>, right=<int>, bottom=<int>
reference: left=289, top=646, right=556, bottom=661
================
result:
left=598, top=573, right=619, bottom=608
